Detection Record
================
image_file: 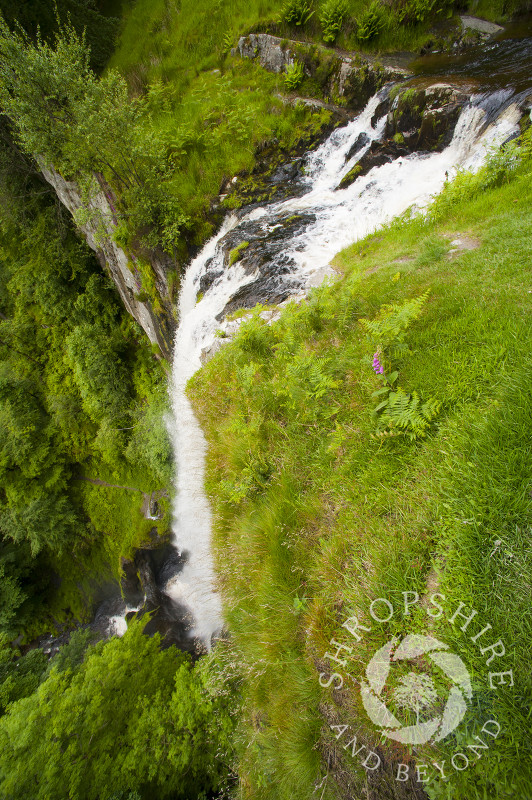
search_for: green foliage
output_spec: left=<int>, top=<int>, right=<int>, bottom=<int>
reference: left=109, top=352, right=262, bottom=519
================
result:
left=393, top=0, right=446, bottom=25
left=359, top=291, right=429, bottom=352
left=45, top=629, right=97, bottom=676
left=282, top=0, right=315, bottom=26
left=189, top=135, right=532, bottom=797
left=222, top=31, right=234, bottom=54
left=0, top=21, right=188, bottom=251
left=0, top=126, right=172, bottom=637
left=0, top=638, right=47, bottom=715
left=0, top=559, right=25, bottom=634
left=373, top=385, right=441, bottom=440
left=0, top=0, right=120, bottom=71
left=361, top=292, right=440, bottom=439
left=319, top=0, right=349, bottom=43
left=355, top=1, right=385, bottom=41
left=0, top=623, right=238, bottom=800
left=0, top=495, right=83, bottom=557
left=430, top=129, right=532, bottom=222
left=125, top=391, right=173, bottom=486
left=229, top=240, right=250, bottom=265
left=65, top=325, right=133, bottom=421
left=284, top=60, right=306, bottom=90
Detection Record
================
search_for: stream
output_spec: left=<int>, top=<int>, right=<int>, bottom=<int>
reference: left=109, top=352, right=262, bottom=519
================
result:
left=83, top=33, right=532, bottom=652
left=163, top=75, right=529, bottom=648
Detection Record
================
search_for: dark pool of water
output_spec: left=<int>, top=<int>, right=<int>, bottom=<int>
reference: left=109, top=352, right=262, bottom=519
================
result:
left=410, top=19, right=532, bottom=96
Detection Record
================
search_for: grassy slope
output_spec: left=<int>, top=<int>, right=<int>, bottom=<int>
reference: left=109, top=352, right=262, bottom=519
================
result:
left=189, top=141, right=532, bottom=798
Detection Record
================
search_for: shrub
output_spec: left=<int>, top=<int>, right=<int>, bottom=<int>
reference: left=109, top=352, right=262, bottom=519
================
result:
left=319, top=0, right=349, bottom=43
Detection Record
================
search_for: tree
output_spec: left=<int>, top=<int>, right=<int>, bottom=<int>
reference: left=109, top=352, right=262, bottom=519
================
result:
left=65, top=323, right=133, bottom=422
left=0, top=635, right=47, bottom=716
left=0, top=623, right=236, bottom=799
left=0, top=0, right=119, bottom=71
left=0, top=21, right=188, bottom=248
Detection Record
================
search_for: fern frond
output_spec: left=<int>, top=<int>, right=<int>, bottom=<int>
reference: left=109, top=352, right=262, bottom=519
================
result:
left=360, top=291, right=430, bottom=346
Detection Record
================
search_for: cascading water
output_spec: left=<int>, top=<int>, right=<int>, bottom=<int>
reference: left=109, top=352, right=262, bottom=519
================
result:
left=165, top=87, right=522, bottom=646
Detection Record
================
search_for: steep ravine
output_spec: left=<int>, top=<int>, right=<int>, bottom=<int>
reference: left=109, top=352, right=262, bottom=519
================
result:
left=39, top=34, right=531, bottom=650
left=40, top=167, right=176, bottom=358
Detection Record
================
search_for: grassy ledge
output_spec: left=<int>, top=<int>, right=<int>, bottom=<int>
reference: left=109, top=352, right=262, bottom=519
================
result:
left=188, top=134, right=532, bottom=798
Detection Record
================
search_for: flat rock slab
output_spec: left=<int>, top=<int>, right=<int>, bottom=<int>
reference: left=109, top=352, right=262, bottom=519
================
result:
left=306, top=264, right=340, bottom=288
left=460, top=16, right=504, bottom=36
left=447, top=234, right=481, bottom=258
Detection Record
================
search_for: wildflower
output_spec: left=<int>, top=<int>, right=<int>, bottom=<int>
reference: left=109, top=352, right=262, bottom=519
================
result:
left=372, top=351, right=384, bottom=374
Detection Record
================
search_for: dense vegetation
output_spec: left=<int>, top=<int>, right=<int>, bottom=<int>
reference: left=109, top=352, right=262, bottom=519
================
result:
left=0, top=0, right=120, bottom=70
left=189, top=133, right=532, bottom=798
left=0, top=0, right=530, bottom=798
left=0, top=124, right=173, bottom=638
left=0, top=623, right=239, bottom=799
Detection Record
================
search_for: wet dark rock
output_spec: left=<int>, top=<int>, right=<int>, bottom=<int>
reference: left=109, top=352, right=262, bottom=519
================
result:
left=135, top=550, right=161, bottom=606
left=338, top=139, right=411, bottom=189
left=120, top=557, right=142, bottom=600
left=199, top=265, right=223, bottom=295
left=387, top=85, right=464, bottom=151
left=344, top=132, right=370, bottom=162
left=269, top=158, right=304, bottom=185
left=337, top=84, right=466, bottom=190
left=371, top=96, right=392, bottom=128
left=149, top=543, right=185, bottom=588
left=226, top=118, right=340, bottom=210
left=215, top=212, right=314, bottom=319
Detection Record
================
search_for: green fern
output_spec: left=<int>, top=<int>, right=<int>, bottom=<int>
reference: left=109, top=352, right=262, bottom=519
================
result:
left=360, top=291, right=429, bottom=348
left=356, top=1, right=385, bottom=41
left=362, top=291, right=440, bottom=440
left=375, top=387, right=441, bottom=441
left=319, top=0, right=349, bottom=43
left=282, top=0, right=315, bottom=26
left=284, top=61, right=305, bottom=90
left=221, top=32, right=234, bottom=55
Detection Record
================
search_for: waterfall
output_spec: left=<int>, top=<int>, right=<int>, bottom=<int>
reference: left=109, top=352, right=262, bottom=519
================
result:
left=165, top=88, right=521, bottom=646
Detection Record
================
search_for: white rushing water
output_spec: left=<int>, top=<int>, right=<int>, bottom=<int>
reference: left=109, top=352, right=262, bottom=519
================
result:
left=166, top=88, right=521, bottom=645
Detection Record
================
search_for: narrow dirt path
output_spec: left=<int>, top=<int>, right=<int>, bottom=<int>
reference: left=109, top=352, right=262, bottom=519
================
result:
left=75, top=476, right=141, bottom=492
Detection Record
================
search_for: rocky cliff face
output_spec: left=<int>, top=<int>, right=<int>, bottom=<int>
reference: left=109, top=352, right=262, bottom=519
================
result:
left=41, top=167, right=176, bottom=359
left=234, top=33, right=410, bottom=111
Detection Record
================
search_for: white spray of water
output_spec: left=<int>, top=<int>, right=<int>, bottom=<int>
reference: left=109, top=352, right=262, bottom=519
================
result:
left=107, top=601, right=144, bottom=637
left=166, top=91, right=520, bottom=644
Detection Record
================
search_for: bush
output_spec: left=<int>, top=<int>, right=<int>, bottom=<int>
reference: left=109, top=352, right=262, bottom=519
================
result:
left=319, top=0, right=349, bottom=43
